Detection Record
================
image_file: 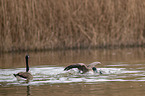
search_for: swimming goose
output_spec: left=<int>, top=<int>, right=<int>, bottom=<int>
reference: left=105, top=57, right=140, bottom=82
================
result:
left=13, top=55, right=33, bottom=81
left=64, top=62, right=101, bottom=74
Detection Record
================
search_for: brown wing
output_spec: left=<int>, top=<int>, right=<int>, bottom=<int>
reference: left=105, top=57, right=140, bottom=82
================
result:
left=17, top=72, right=33, bottom=80
left=87, top=62, right=101, bottom=68
left=64, top=63, right=88, bottom=72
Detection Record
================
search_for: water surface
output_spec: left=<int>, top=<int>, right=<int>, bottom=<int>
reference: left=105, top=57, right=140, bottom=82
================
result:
left=0, top=48, right=145, bottom=96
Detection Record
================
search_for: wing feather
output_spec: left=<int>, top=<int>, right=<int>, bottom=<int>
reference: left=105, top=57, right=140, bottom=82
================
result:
left=87, top=62, right=101, bottom=68
left=64, top=63, right=87, bottom=70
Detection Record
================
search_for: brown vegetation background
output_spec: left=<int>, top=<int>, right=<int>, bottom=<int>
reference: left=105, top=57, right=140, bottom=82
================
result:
left=0, top=0, right=145, bottom=52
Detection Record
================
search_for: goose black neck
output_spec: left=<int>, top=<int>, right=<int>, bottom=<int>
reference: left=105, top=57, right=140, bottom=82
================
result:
left=25, top=55, right=29, bottom=72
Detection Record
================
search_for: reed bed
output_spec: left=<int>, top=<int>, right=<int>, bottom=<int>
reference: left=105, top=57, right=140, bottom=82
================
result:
left=0, top=0, right=145, bottom=52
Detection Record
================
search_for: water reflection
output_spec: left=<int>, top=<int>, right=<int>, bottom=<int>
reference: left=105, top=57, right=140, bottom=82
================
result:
left=27, top=86, right=30, bottom=96
left=0, top=48, right=145, bottom=96
left=0, top=48, right=145, bottom=69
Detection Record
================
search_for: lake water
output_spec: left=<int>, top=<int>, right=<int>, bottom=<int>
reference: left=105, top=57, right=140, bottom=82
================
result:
left=0, top=48, right=145, bottom=96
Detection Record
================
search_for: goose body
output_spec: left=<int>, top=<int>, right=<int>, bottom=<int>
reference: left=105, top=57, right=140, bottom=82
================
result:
left=64, top=62, right=101, bottom=74
left=13, top=55, right=33, bottom=81
left=13, top=72, right=33, bottom=80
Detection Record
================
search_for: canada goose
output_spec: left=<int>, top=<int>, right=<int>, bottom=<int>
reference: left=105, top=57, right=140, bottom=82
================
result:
left=64, top=62, right=102, bottom=74
left=13, top=55, right=33, bottom=81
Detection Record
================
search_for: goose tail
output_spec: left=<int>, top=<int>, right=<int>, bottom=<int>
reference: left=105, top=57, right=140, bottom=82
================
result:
left=13, top=74, right=17, bottom=77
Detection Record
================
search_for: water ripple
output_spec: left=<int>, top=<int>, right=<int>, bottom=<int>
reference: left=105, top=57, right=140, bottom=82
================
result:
left=0, top=65, right=145, bottom=86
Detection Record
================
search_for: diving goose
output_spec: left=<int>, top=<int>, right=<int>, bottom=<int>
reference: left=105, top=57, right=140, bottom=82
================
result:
left=13, top=55, right=33, bottom=81
left=64, top=62, right=102, bottom=74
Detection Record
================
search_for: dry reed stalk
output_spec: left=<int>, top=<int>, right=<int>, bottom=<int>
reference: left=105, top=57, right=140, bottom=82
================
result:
left=0, top=0, right=145, bottom=52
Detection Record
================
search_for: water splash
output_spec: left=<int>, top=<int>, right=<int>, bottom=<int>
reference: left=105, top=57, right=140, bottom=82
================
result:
left=0, top=65, right=145, bottom=86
